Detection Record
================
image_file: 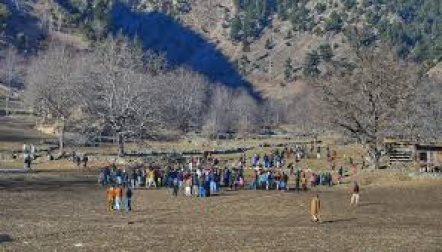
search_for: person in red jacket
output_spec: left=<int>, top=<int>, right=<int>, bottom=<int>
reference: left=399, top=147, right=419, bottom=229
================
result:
left=350, top=181, right=360, bottom=207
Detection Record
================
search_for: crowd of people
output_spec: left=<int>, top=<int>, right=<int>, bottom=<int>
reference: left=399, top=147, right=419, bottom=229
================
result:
left=100, top=144, right=360, bottom=218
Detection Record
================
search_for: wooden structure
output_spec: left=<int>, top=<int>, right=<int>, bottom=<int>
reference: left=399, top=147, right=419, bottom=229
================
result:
left=385, top=139, right=442, bottom=170
left=415, top=144, right=442, bottom=171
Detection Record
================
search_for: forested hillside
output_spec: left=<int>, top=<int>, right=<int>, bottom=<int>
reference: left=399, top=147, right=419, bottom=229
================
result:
left=1, top=0, right=442, bottom=94
left=0, top=0, right=440, bottom=155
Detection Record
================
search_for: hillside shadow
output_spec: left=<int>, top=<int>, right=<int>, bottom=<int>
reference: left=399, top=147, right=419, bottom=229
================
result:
left=109, top=3, right=260, bottom=99
left=53, top=0, right=80, bottom=14
left=1, top=1, right=46, bottom=54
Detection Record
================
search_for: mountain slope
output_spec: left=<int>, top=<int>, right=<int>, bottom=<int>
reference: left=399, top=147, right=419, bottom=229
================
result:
left=1, top=0, right=442, bottom=99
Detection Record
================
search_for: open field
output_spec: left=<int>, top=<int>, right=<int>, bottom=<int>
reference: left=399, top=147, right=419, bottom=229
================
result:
left=0, top=115, right=368, bottom=172
left=0, top=117, right=52, bottom=153
left=0, top=172, right=442, bottom=251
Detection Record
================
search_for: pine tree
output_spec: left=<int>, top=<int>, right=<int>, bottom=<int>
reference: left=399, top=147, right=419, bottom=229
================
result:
left=319, top=43, right=334, bottom=62
left=303, top=50, right=321, bottom=77
left=230, top=16, right=242, bottom=41
left=343, top=0, right=357, bottom=10
left=284, top=57, right=294, bottom=81
left=325, top=11, right=343, bottom=32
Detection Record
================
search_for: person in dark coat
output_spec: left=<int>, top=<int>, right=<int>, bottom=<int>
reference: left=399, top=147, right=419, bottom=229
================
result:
left=125, top=187, right=133, bottom=211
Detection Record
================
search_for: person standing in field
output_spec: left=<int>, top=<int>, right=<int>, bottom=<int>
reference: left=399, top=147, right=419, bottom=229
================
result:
left=295, top=169, right=301, bottom=191
left=172, top=176, right=179, bottom=197
left=192, top=172, right=199, bottom=196
left=316, top=146, right=321, bottom=160
left=125, top=187, right=133, bottom=211
left=301, top=174, right=308, bottom=191
left=184, top=173, right=192, bottom=196
left=146, top=168, right=156, bottom=189
left=114, top=185, right=123, bottom=210
left=350, top=181, right=360, bottom=207
left=310, top=194, right=321, bottom=222
left=83, top=154, right=88, bottom=169
left=106, top=186, right=115, bottom=212
left=281, top=172, right=289, bottom=190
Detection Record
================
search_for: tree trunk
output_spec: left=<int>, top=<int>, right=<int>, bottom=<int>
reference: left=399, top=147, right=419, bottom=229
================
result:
left=368, top=145, right=382, bottom=169
left=118, top=132, right=125, bottom=157
left=59, top=119, right=65, bottom=153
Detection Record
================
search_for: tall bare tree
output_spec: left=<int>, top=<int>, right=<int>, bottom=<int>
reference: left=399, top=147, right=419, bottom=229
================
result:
left=76, top=36, right=163, bottom=156
left=313, top=45, right=421, bottom=169
left=261, top=99, right=287, bottom=134
left=3, top=46, right=17, bottom=116
left=231, top=89, right=260, bottom=137
left=202, top=85, right=236, bottom=138
left=25, top=44, right=81, bottom=152
left=160, top=69, right=210, bottom=134
left=404, top=77, right=442, bottom=142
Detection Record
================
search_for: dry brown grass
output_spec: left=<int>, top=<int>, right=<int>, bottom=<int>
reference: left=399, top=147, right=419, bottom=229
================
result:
left=0, top=172, right=441, bottom=251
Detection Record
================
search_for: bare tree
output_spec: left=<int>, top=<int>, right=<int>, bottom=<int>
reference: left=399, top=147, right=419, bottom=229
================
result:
left=76, top=36, right=165, bottom=156
left=231, top=89, right=260, bottom=137
left=286, top=88, right=324, bottom=137
left=405, top=77, right=442, bottom=142
left=313, top=45, right=421, bottom=169
left=159, top=69, right=210, bottom=134
left=3, top=46, right=17, bottom=116
left=261, top=99, right=287, bottom=134
left=25, top=44, right=81, bottom=153
left=202, top=85, right=236, bottom=138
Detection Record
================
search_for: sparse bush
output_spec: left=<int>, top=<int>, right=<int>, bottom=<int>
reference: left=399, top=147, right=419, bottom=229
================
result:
left=319, top=43, right=334, bottom=62
left=343, top=0, right=357, bottom=10
left=325, top=11, right=344, bottom=32
left=315, top=3, right=327, bottom=14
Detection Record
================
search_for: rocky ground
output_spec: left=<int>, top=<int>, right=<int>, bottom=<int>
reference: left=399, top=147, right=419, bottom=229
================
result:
left=0, top=172, right=441, bottom=251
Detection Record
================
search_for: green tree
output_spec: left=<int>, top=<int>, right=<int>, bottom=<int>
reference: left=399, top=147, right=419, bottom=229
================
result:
left=315, top=3, right=327, bottom=15
left=319, top=43, right=334, bottom=62
left=94, top=0, right=110, bottom=20
left=303, top=50, right=321, bottom=77
left=325, top=11, right=344, bottom=32
left=289, top=5, right=311, bottom=32
left=284, top=57, right=294, bottom=81
left=0, top=3, right=10, bottom=33
left=343, top=0, right=357, bottom=10
left=0, top=3, right=10, bottom=21
left=81, top=23, right=96, bottom=41
left=230, top=16, right=242, bottom=41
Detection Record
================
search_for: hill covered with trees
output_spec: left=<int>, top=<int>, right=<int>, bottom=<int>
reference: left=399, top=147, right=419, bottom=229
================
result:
left=1, top=0, right=442, bottom=92
left=0, top=0, right=440, bottom=163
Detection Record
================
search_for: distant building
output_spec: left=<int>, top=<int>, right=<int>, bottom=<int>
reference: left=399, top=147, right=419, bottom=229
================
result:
left=385, top=139, right=442, bottom=171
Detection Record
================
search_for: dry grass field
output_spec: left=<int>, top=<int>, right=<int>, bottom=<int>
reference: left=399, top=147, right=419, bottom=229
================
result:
left=1, top=117, right=441, bottom=251
left=1, top=172, right=442, bottom=251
